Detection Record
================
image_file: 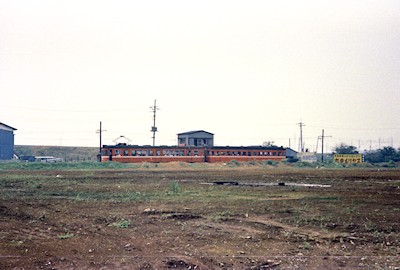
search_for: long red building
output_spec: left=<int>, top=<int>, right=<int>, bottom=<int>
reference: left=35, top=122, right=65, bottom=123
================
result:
left=101, top=144, right=287, bottom=163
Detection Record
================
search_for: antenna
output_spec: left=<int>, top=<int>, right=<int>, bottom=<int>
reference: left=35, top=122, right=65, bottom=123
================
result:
left=113, top=135, right=132, bottom=144
left=150, top=100, right=159, bottom=146
left=297, top=121, right=305, bottom=152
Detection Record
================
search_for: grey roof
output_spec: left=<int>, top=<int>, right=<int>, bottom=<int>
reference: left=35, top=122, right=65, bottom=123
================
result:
left=0, top=122, right=17, bottom=131
left=177, top=130, right=214, bottom=136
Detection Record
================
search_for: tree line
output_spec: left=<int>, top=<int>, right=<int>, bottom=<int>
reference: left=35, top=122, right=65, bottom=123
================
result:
left=334, top=143, right=400, bottom=163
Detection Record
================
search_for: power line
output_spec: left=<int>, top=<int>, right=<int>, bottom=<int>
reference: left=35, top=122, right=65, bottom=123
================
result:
left=0, top=104, right=142, bottom=113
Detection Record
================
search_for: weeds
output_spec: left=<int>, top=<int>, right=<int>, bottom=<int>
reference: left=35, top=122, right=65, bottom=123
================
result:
left=57, top=233, right=75, bottom=239
left=212, top=211, right=232, bottom=222
left=364, top=221, right=378, bottom=232
left=299, top=241, right=313, bottom=250
left=0, top=161, right=139, bottom=170
left=108, top=219, right=131, bottom=228
left=227, top=160, right=241, bottom=167
left=264, top=160, right=277, bottom=166
left=168, top=181, right=181, bottom=195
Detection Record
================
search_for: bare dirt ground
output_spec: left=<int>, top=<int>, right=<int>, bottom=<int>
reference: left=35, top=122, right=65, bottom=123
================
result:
left=0, top=163, right=399, bottom=269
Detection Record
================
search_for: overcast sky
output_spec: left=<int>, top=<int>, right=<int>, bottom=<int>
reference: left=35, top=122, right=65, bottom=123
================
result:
left=1, top=0, right=399, bottom=152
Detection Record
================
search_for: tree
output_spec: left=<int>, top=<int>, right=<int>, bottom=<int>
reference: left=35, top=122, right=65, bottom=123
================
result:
left=364, top=146, right=400, bottom=163
left=334, top=143, right=358, bottom=154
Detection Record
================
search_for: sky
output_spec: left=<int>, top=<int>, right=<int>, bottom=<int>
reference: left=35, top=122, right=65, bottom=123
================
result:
left=1, top=0, right=399, bottom=152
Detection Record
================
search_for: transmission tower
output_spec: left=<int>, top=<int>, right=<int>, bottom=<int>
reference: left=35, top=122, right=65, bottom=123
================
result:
left=150, top=100, right=159, bottom=146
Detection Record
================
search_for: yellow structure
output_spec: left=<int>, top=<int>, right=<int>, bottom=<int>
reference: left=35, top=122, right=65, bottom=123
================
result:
left=334, top=154, right=364, bottom=163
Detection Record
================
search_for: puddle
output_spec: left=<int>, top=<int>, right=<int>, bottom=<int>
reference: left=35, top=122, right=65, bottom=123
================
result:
left=209, top=181, right=331, bottom=188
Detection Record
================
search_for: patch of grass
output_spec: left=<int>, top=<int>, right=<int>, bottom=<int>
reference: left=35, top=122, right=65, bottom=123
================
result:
left=74, top=191, right=156, bottom=202
left=248, top=160, right=259, bottom=166
left=227, top=160, right=241, bottom=167
left=0, top=161, right=140, bottom=170
left=108, top=219, right=131, bottom=228
left=57, top=233, right=76, bottom=239
left=295, top=161, right=317, bottom=168
left=308, top=196, right=339, bottom=201
left=212, top=211, right=232, bottom=222
left=364, top=220, right=378, bottom=232
left=299, top=241, right=313, bottom=250
left=263, top=160, right=278, bottom=166
left=168, top=181, right=181, bottom=195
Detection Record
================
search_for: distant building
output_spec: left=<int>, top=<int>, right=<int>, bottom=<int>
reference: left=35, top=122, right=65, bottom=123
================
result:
left=19, top=155, right=36, bottom=162
left=285, top=148, right=298, bottom=159
left=0, top=122, right=17, bottom=160
left=177, top=130, right=214, bottom=147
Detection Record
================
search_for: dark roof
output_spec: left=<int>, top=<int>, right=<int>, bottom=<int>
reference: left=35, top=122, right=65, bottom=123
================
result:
left=0, top=122, right=17, bottom=131
left=177, top=130, right=214, bottom=136
left=211, top=145, right=285, bottom=150
left=103, top=144, right=285, bottom=150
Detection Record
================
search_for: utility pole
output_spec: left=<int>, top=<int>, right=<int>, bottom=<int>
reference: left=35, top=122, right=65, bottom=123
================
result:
left=321, top=129, right=325, bottom=163
left=96, top=121, right=107, bottom=162
left=320, top=129, right=332, bottom=163
left=150, top=100, right=159, bottom=146
left=297, top=121, right=305, bottom=152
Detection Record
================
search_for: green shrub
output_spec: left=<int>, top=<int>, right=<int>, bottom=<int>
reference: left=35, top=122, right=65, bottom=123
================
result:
left=381, top=160, right=396, bottom=168
left=285, top=157, right=299, bottom=163
left=168, top=181, right=181, bottom=194
left=260, top=160, right=277, bottom=166
left=248, top=160, right=258, bottom=166
left=295, top=161, right=316, bottom=168
left=227, top=160, right=241, bottom=167
left=266, top=160, right=277, bottom=166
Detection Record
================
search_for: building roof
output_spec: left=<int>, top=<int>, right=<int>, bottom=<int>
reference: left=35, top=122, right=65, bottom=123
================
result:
left=0, top=122, right=17, bottom=131
left=177, top=130, right=214, bottom=136
left=103, top=144, right=285, bottom=150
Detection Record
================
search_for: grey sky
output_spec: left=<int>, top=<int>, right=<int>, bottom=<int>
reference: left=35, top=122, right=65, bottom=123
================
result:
left=1, top=0, right=399, bottom=152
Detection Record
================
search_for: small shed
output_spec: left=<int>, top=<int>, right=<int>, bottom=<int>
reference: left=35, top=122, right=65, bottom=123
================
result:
left=177, top=130, right=214, bottom=147
left=0, top=122, right=17, bottom=160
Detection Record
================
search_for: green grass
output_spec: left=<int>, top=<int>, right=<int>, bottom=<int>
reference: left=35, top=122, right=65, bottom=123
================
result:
left=57, top=233, right=76, bottom=239
left=1, top=160, right=399, bottom=171
left=108, top=219, right=131, bottom=228
left=168, top=181, right=181, bottom=195
left=0, top=161, right=140, bottom=170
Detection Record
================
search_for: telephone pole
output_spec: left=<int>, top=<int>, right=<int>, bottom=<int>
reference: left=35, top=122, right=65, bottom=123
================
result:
left=297, top=121, right=305, bottom=152
left=96, top=121, right=107, bottom=162
left=321, top=129, right=325, bottom=162
left=320, top=129, right=332, bottom=163
left=150, top=100, right=159, bottom=146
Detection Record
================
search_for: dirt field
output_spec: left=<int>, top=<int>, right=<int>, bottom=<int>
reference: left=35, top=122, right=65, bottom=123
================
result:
left=0, top=163, right=399, bottom=269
